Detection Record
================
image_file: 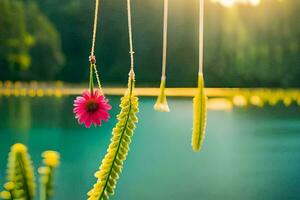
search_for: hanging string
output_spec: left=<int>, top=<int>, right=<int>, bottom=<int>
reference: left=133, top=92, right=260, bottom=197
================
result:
left=91, top=0, right=99, bottom=57
left=93, top=64, right=102, bottom=90
left=89, top=0, right=103, bottom=91
left=127, top=0, right=135, bottom=74
left=198, top=0, right=204, bottom=74
left=191, top=0, right=207, bottom=152
left=153, top=0, right=170, bottom=112
left=161, top=0, right=168, bottom=80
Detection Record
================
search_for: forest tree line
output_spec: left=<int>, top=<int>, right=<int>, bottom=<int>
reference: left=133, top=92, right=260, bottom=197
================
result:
left=0, top=0, right=299, bottom=87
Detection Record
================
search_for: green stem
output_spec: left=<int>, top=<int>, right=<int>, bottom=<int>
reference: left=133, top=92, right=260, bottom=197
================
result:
left=16, top=154, right=32, bottom=200
left=7, top=189, right=14, bottom=200
left=40, top=167, right=53, bottom=200
left=40, top=181, right=46, bottom=200
left=89, top=63, right=94, bottom=95
left=46, top=167, right=53, bottom=200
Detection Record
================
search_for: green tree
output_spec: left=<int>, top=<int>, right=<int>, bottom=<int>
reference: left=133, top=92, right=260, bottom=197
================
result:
left=0, top=0, right=33, bottom=79
left=24, top=2, right=64, bottom=80
left=0, top=0, right=64, bottom=81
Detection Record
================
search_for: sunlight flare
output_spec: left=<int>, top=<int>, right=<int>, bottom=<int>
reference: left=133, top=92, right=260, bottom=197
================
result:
left=211, top=0, right=261, bottom=7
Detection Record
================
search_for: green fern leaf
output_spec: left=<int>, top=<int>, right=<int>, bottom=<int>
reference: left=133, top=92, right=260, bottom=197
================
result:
left=5, top=143, right=35, bottom=200
left=87, top=71, right=139, bottom=200
left=192, top=73, right=207, bottom=152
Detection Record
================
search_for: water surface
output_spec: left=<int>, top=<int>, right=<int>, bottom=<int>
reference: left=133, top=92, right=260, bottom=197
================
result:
left=0, top=97, right=300, bottom=200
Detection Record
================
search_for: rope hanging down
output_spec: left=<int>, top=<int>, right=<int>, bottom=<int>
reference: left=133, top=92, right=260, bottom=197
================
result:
left=86, top=2, right=139, bottom=199
left=191, top=0, right=207, bottom=152
left=153, top=0, right=170, bottom=112
left=161, top=0, right=168, bottom=79
left=89, top=0, right=102, bottom=92
left=127, top=0, right=135, bottom=74
left=91, top=0, right=99, bottom=57
left=198, top=0, right=204, bottom=74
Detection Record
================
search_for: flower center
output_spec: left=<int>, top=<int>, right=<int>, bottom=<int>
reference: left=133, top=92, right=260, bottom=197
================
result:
left=85, top=99, right=99, bottom=113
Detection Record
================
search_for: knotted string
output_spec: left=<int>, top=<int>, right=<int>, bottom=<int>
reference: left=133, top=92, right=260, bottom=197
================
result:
left=127, top=0, right=135, bottom=78
left=89, top=0, right=102, bottom=94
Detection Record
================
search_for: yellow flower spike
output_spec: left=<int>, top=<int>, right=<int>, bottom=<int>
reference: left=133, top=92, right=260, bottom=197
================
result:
left=39, top=151, right=60, bottom=200
left=38, top=166, right=50, bottom=175
left=191, top=73, right=207, bottom=152
left=3, top=182, right=14, bottom=191
left=0, top=191, right=11, bottom=199
left=11, top=143, right=27, bottom=153
left=154, top=77, right=170, bottom=112
left=42, top=151, right=60, bottom=168
left=1, top=182, right=15, bottom=200
left=87, top=72, right=139, bottom=200
left=191, top=0, right=208, bottom=152
left=6, top=143, right=35, bottom=200
left=87, top=0, right=139, bottom=198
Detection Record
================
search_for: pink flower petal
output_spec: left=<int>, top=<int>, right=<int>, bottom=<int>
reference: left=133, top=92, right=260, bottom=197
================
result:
left=84, top=115, right=93, bottom=128
left=73, top=90, right=111, bottom=128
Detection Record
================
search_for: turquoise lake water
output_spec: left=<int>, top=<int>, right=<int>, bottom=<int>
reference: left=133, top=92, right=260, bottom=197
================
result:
left=0, top=97, right=300, bottom=200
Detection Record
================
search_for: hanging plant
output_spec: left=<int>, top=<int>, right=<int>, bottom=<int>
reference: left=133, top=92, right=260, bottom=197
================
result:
left=191, top=0, right=207, bottom=152
left=87, top=71, right=138, bottom=200
left=73, top=0, right=111, bottom=128
left=154, top=0, right=170, bottom=112
left=192, top=73, right=207, bottom=151
left=87, top=0, right=139, bottom=199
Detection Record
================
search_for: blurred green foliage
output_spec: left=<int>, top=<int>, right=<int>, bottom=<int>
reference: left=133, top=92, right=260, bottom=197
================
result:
left=0, top=0, right=299, bottom=87
left=0, top=0, right=64, bottom=81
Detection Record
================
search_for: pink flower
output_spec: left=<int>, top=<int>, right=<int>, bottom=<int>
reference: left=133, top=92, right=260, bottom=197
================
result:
left=73, top=90, right=111, bottom=128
